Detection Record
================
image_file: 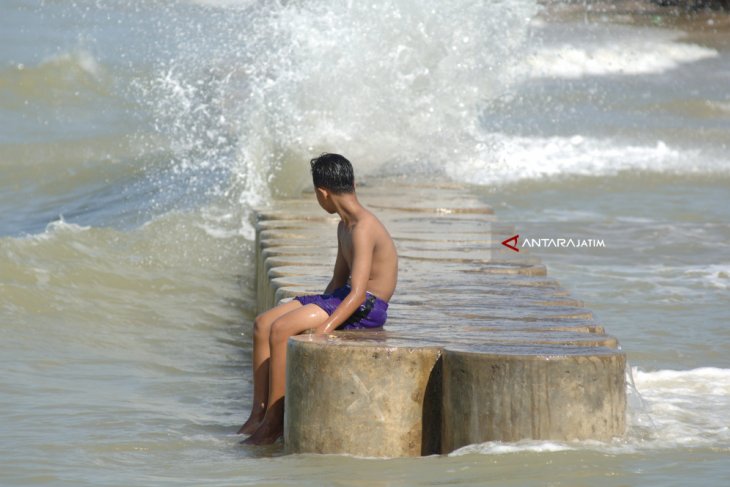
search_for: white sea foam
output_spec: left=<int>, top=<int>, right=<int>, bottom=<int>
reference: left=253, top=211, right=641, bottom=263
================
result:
left=524, top=41, right=717, bottom=79
left=30, top=215, right=91, bottom=241
left=450, top=367, right=730, bottom=456
left=707, top=100, right=730, bottom=114
left=519, top=26, right=718, bottom=79
left=450, top=440, right=575, bottom=456
left=631, top=367, right=730, bottom=448
left=583, top=264, right=730, bottom=294
left=39, top=50, right=102, bottom=79
left=567, top=263, right=730, bottom=306
left=444, top=133, right=718, bottom=185
left=682, top=265, right=730, bottom=290
left=186, top=0, right=256, bottom=8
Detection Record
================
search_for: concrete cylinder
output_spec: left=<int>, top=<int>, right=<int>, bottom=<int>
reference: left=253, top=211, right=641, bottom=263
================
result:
left=441, top=344, right=626, bottom=453
left=285, top=334, right=442, bottom=457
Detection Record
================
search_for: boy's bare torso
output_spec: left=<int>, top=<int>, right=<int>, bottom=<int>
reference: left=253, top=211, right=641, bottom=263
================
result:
left=338, top=209, right=398, bottom=302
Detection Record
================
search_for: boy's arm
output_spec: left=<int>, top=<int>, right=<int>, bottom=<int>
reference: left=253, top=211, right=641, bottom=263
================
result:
left=316, top=224, right=374, bottom=334
left=324, top=224, right=350, bottom=294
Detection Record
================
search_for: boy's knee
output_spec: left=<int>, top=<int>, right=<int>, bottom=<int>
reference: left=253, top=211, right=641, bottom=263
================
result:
left=269, top=320, right=289, bottom=345
left=253, top=314, right=271, bottom=338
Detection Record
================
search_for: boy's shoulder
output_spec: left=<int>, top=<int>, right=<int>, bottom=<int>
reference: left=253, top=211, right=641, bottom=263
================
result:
left=357, top=209, right=386, bottom=231
left=338, top=210, right=388, bottom=241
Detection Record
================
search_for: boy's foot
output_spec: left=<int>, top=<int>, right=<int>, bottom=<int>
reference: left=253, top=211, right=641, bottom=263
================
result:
left=240, top=421, right=283, bottom=445
left=237, top=413, right=264, bottom=435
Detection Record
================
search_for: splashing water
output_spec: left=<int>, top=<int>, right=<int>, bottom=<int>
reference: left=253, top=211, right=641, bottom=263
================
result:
left=133, top=0, right=540, bottom=235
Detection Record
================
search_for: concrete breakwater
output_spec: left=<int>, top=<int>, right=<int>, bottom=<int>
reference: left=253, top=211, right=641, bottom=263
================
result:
left=253, top=180, right=626, bottom=457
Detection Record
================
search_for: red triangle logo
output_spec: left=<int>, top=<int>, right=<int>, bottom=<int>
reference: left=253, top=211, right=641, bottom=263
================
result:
left=501, top=234, right=519, bottom=252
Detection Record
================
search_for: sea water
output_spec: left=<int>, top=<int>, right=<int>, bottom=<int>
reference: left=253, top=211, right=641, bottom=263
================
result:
left=1, top=1, right=729, bottom=485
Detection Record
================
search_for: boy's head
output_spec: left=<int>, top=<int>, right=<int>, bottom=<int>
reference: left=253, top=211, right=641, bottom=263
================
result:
left=310, top=153, right=355, bottom=194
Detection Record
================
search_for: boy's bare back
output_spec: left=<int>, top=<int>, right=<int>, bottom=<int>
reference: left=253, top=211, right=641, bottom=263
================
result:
left=306, top=153, right=398, bottom=334
left=337, top=209, right=398, bottom=302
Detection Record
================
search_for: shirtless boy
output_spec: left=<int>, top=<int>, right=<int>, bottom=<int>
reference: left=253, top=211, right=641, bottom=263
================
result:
left=239, top=153, right=398, bottom=445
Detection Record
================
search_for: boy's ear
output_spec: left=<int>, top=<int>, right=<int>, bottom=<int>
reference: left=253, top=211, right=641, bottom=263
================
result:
left=316, top=187, right=329, bottom=199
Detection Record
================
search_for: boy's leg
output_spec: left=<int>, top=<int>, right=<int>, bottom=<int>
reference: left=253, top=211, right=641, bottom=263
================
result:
left=242, top=304, right=329, bottom=445
left=238, top=300, right=303, bottom=435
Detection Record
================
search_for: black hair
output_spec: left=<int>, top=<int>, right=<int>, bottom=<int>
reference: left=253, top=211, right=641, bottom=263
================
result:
left=309, top=153, right=355, bottom=193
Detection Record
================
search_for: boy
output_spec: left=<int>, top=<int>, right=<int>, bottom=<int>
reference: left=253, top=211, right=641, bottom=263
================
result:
left=239, top=153, right=398, bottom=445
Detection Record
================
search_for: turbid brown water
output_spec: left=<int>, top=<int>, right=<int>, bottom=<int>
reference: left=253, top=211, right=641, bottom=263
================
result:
left=1, top=1, right=729, bottom=485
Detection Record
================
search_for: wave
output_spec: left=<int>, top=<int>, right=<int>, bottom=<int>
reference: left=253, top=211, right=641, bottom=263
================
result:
left=444, top=133, right=729, bottom=185
left=521, top=32, right=718, bottom=79
left=584, top=263, right=730, bottom=292
left=450, top=367, right=730, bottom=456
left=36, top=215, right=91, bottom=239
left=124, top=0, right=728, bottom=238
left=0, top=49, right=109, bottom=109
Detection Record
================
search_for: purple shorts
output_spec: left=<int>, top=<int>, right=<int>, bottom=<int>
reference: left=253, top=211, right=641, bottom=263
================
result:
left=294, top=285, right=389, bottom=330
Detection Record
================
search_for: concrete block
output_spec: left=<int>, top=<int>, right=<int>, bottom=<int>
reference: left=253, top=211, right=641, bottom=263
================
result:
left=285, top=334, right=442, bottom=457
left=441, top=344, right=626, bottom=452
